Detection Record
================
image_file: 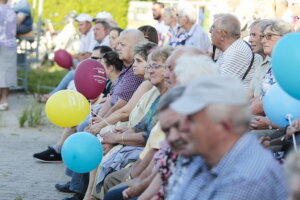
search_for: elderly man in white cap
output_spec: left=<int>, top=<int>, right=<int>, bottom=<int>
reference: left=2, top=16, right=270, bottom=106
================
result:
left=74, top=13, right=97, bottom=62
left=165, top=74, right=288, bottom=200
left=94, top=11, right=118, bottom=28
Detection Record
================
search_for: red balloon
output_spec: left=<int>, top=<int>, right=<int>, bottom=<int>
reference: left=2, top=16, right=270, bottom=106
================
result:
left=74, top=59, right=107, bottom=99
left=54, top=49, right=73, bottom=69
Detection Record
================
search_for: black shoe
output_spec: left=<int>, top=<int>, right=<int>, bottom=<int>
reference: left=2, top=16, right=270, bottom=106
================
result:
left=55, top=182, right=75, bottom=193
left=62, top=193, right=84, bottom=200
left=33, top=146, right=62, bottom=163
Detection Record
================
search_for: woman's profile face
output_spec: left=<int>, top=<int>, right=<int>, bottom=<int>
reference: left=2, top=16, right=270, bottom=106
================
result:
left=132, top=54, right=147, bottom=79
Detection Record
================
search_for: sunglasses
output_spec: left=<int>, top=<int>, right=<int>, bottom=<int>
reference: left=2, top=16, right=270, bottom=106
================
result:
left=261, top=33, right=282, bottom=40
left=91, top=56, right=103, bottom=60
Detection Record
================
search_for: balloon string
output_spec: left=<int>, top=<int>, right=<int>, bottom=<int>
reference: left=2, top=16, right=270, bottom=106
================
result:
left=286, top=114, right=298, bottom=152
left=91, top=110, right=111, bottom=126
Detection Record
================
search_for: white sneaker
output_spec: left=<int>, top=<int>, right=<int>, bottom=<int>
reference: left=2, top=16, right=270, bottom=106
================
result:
left=0, top=103, right=9, bottom=111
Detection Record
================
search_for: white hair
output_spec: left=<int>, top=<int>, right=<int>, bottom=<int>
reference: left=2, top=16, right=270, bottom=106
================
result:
left=177, top=3, right=197, bottom=24
left=206, top=104, right=251, bottom=135
left=175, top=54, right=220, bottom=85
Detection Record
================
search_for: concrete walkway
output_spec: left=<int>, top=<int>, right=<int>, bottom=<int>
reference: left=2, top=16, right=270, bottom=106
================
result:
left=0, top=93, right=72, bottom=200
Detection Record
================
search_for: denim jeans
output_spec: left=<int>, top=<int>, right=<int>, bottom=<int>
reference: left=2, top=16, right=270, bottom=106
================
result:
left=50, top=70, right=75, bottom=95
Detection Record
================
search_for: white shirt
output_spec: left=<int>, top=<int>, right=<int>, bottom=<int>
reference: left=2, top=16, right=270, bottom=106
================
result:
left=155, top=20, right=169, bottom=46
left=216, top=39, right=261, bottom=89
left=97, top=35, right=110, bottom=47
left=78, top=26, right=97, bottom=53
left=185, top=24, right=211, bottom=52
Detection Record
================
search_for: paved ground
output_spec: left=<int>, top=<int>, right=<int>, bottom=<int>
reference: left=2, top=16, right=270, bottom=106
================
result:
left=0, top=93, right=72, bottom=200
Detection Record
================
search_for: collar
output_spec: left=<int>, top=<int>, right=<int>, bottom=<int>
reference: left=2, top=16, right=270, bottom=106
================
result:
left=261, top=55, right=272, bottom=65
left=187, top=23, right=198, bottom=37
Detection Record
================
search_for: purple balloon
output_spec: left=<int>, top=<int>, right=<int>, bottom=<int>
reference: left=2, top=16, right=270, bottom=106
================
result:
left=54, top=49, right=73, bottom=69
left=74, top=59, right=107, bottom=99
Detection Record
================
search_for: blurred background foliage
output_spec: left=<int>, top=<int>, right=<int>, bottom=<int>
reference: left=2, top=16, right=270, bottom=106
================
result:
left=29, top=0, right=131, bottom=30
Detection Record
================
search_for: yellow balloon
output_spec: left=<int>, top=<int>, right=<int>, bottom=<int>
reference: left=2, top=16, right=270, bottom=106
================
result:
left=45, top=90, right=90, bottom=127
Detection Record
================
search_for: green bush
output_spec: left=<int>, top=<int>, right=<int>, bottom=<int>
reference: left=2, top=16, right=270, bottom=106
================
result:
left=29, top=0, right=130, bottom=30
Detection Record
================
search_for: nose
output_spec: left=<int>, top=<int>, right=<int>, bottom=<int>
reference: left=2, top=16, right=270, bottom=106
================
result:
left=167, top=128, right=180, bottom=143
left=163, top=68, right=170, bottom=79
left=179, top=117, right=189, bottom=133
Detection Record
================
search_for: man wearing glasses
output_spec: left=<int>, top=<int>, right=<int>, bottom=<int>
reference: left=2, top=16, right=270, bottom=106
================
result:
left=210, top=14, right=261, bottom=89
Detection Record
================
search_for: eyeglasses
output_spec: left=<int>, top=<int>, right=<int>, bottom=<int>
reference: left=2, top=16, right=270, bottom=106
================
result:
left=145, top=63, right=164, bottom=70
left=261, top=33, right=282, bottom=40
left=91, top=56, right=102, bottom=60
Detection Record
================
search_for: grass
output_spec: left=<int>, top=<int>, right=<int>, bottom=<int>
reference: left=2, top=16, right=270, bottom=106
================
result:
left=18, top=64, right=68, bottom=94
left=18, top=100, right=45, bottom=128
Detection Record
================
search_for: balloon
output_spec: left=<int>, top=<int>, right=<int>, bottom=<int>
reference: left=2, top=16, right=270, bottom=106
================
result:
left=272, top=33, right=300, bottom=100
left=263, top=83, right=300, bottom=127
left=54, top=49, right=73, bottom=69
left=74, top=59, right=107, bottom=99
left=45, top=90, right=90, bottom=127
left=62, top=132, right=103, bottom=173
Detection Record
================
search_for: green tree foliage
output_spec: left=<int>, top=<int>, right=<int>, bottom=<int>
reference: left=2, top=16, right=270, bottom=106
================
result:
left=29, top=0, right=130, bottom=29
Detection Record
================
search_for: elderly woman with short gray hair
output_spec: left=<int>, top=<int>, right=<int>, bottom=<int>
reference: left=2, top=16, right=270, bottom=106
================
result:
left=250, top=19, right=294, bottom=130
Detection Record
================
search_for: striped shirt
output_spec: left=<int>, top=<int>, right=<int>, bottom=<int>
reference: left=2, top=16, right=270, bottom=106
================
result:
left=217, top=39, right=261, bottom=89
left=166, top=133, right=288, bottom=200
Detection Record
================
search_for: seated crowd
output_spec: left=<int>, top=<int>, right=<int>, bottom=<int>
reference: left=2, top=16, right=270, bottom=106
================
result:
left=32, top=2, right=300, bottom=200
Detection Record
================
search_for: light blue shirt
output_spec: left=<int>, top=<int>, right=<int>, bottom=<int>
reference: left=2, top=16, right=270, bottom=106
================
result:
left=184, top=24, right=210, bottom=51
left=167, top=133, right=288, bottom=200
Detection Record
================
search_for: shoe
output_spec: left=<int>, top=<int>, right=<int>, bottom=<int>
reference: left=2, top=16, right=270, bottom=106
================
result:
left=0, top=103, right=8, bottom=111
left=55, top=182, right=75, bottom=193
left=62, top=193, right=84, bottom=200
left=33, top=146, right=62, bottom=162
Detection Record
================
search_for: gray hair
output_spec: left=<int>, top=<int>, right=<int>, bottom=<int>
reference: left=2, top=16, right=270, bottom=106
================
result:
left=148, top=46, right=174, bottom=63
left=175, top=54, right=220, bottom=85
left=121, top=29, right=145, bottom=44
left=164, top=5, right=177, bottom=18
left=177, top=3, right=197, bottom=24
left=218, top=14, right=241, bottom=38
left=259, top=19, right=274, bottom=34
left=158, top=86, right=186, bottom=112
left=95, top=20, right=111, bottom=31
left=206, top=104, right=251, bottom=135
left=133, top=42, right=157, bottom=61
left=263, top=19, right=294, bottom=35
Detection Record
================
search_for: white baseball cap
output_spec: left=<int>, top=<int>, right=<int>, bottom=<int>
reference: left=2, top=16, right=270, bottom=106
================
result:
left=93, top=11, right=113, bottom=21
left=171, top=75, right=248, bottom=115
left=75, top=13, right=93, bottom=22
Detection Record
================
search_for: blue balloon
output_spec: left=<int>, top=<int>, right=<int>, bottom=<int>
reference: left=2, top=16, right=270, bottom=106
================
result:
left=62, top=132, right=103, bottom=173
left=272, top=33, right=300, bottom=100
left=263, top=83, right=300, bottom=127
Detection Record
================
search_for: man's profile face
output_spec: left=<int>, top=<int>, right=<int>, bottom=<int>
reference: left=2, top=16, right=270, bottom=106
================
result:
left=249, top=23, right=263, bottom=54
left=77, top=21, right=91, bottom=35
left=159, top=108, right=196, bottom=156
left=116, top=33, right=133, bottom=63
left=152, top=4, right=162, bottom=20
left=94, top=23, right=107, bottom=43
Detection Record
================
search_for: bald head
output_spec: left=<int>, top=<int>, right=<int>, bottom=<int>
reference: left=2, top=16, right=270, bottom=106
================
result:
left=163, top=46, right=203, bottom=88
left=117, top=29, right=145, bottom=66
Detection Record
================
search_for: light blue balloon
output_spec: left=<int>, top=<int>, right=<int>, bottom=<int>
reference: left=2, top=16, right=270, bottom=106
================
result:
left=263, top=83, right=300, bottom=127
left=62, top=132, right=103, bottom=173
left=272, top=33, right=300, bottom=100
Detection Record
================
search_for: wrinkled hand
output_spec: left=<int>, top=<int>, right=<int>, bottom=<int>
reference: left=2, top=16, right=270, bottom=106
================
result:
left=113, top=125, right=128, bottom=133
left=285, top=126, right=300, bottom=140
left=292, top=118, right=300, bottom=129
left=250, top=116, right=271, bottom=130
left=102, top=143, right=114, bottom=155
left=259, top=136, right=271, bottom=148
left=102, top=132, right=118, bottom=144
left=88, top=122, right=102, bottom=135
left=122, top=179, right=142, bottom=199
